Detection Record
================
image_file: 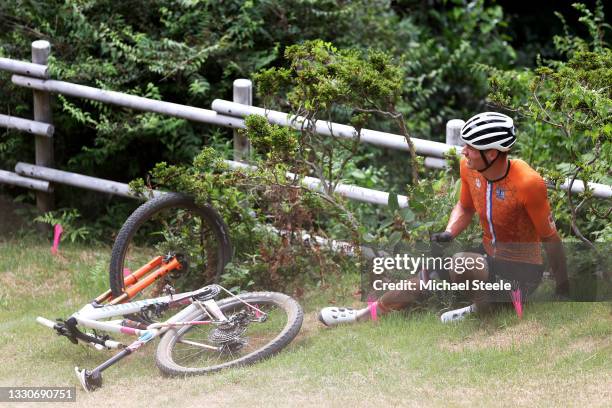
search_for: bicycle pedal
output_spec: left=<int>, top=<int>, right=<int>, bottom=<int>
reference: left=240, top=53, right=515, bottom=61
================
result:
left=74, top=367, right=102, bottom=392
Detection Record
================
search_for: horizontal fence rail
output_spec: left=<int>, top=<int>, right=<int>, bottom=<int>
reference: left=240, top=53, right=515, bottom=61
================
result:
left=11, top=75, right=246, bottom=129
left=0, top=113, right=54, bottom=137
left=557, top=179, right=612, bottom=198
left=0, top=170, right=51, bottom=192
left=1, top=66, right=610, bottom=200
left=212, top=99, right=453, bottom=158
left=424, top=157, right=448, bottom=169
left=0, top=57, right=48, bottom=78
left=14, top=163, right=164, bottom=199
left=224, top=160, right=409, bottom=208
left=1, top=39, right=607, bottom=259
left=213, top=100, right=612, bottom=199
left=12, top=159, right=409, bottom=207
left=11, top=162, right=364, bottom=255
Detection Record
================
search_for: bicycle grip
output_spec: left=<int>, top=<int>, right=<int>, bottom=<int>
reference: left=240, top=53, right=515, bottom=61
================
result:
left=36, top=316, right=57, bottom=329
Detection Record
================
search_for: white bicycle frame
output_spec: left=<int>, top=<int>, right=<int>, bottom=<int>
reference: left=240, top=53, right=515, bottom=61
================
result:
left=36, top=284, right=268, bottom=391
left=36, top=285, right=247, bottom=351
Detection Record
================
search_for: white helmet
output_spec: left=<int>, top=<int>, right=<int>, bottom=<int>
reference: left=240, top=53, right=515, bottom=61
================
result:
left=460, top=112, right=516, bottom=152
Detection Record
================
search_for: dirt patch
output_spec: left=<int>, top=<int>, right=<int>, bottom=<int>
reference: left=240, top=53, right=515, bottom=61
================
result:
left=0, top=269, right=73, bottom=298
left=567, top=337, right=611, bottom=354
left=292, top=311, right=321, bottom=345
left=72, top=367, right=611, bottom=408
left=79, top=250, right=97, bottom=263
left=440, top=320, right=545, bottom=352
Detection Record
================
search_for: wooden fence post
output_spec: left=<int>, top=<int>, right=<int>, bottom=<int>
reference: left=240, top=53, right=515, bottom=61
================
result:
left=232, top=79, right=252, bottom=161
left=446, top=119, right=465, bottom=147
left=31, top=40, right=54, bottom=214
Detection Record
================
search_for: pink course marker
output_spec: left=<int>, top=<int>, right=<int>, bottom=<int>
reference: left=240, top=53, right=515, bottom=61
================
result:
left=367, top=297, right=378, bottom=321
left=511, top=288, right=523, bottom=319
left=123, top=268, right=132, bottom=277
left=51, top=224, right=63, bottom=255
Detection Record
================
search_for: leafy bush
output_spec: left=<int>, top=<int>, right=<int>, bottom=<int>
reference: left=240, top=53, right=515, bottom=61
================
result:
left=5, top=1, right=608, bottom=293
left=1, top=0, right=515, bottom=202
left=34, top=208, right=91, bottom=243
left=482, top=1, right=611, bottom=246
left=127, top=39, right=474, bottom=291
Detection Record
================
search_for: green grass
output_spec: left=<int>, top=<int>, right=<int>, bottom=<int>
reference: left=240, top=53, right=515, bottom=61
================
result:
left=0, top=239, right=610, bottom=407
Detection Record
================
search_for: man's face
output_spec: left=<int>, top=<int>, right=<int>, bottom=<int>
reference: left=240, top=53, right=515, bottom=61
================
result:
left=462, top=144, right=486, bottom=170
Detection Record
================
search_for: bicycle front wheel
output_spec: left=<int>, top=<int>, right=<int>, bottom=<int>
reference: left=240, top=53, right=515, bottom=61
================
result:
left=109, top=193, right=232, bottom=298
left=155, top=292, right=303, bottom=376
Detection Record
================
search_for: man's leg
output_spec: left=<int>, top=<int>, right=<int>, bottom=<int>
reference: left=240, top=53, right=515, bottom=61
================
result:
left=358, top=274, right=426, bottom=320
left=440, top=252, right=490, bottom=322
left=447, top=252, right=490, bottom=307
left=319, top=261, right=443, bottom=326
left=319, top=252, right=491, bottom=326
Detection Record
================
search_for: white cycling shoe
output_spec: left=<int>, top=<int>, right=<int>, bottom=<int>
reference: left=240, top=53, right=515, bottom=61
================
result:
left=318, top=306, right=358, bottom=326
left=319, top=304, right=476, bottom=325
left=440, top=304, right=476, bottom=323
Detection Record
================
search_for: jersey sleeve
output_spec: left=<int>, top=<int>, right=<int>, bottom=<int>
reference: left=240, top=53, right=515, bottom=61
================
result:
left=459, top=158, right=475, bottom=210
left=523, top=175, right=557, bottom=239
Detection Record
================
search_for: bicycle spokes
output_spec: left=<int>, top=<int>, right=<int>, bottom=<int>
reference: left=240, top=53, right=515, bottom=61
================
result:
left=170, top=302, right=286, bottom=367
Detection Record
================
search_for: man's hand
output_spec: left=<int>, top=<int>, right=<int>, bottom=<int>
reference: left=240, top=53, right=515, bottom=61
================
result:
left=431, top=231, right=454, bottom=243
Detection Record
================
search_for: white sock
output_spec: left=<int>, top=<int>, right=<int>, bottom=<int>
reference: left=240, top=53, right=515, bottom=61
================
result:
left=440, top=304, right=476, bottom=323
left=353, top=300, right=383, bottom=321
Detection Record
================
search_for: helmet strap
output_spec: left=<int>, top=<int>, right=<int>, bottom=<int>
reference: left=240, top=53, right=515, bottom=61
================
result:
left=477, top=150, right=500, bottom=173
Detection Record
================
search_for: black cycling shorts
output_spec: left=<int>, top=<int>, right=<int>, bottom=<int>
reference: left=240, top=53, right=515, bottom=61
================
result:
left=485, top=254, right=544, bottom=300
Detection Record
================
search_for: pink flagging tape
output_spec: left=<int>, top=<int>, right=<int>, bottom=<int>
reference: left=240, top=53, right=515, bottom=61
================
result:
left=51, top=224, right=63, bottom=255
left=367, top=297, right=378, bottom=321
left=123, top=268, right=132, bottom=277
left=511, top=288, right=523, bottom=319
left=254, top=304, right=262, bottom=318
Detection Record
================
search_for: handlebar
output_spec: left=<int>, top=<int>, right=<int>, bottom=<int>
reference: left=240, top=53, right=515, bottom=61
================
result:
left=36, top=316, right=58, bottom=329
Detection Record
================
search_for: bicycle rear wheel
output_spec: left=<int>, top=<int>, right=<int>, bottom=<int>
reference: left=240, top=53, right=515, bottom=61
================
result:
left=109, top=193, right=232, bottom=299
left=155, top=292, right=303, bottom=376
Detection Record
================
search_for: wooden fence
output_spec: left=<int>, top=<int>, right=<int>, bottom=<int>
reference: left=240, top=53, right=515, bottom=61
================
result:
left=1, top=40, right=610, bottom=214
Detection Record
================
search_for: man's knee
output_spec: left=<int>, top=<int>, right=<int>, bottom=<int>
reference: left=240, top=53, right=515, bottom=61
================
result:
left=378, top=277, right=425, bottom=312
left=449, top=252, right=488, bottom=281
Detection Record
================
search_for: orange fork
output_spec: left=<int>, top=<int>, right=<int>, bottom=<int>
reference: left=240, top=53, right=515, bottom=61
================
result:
left=123, top=256, right=164, bottom=287
left=94, top=256, right=164, bottom=304
left=109, top=257, right=183, bottom=304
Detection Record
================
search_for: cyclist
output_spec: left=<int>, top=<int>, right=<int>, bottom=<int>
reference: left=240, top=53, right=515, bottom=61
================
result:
left=319, top=112, right=569, bottom=325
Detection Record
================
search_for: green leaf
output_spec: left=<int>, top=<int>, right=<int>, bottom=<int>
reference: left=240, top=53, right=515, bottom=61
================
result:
left=362, top=232, right=376, bottom=243
left=410, top=200, right=426, bottom=213
left=452, top=178, right=462, bottom=201
left=399, top=207, right=415, bottom=222
left=388, top=231, right=403, bottom=247
left=380, top=218, right=395, bottom=229
left=388, top=192, right=399, bottom=212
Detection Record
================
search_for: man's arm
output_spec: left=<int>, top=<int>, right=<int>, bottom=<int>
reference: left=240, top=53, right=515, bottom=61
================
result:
left=445, top=202, right=475, bottom=238
left=432, top=159, right=475, bottom=242
left=521, top=174, right=569, bottom=296
left=542, top=232, right=569, bottom=297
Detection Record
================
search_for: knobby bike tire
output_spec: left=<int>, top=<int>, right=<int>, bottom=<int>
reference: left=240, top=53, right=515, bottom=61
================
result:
left=109, top=193, right=232, bottom=298
left=155, top=292, right=303, bottom=376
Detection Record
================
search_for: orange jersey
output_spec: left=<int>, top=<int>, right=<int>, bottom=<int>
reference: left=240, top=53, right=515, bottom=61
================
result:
left=459, top=158, right=557, bottom=264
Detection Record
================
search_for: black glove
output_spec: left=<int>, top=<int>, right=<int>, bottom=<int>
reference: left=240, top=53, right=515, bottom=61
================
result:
left=430, top=231, right=454, bottom=243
